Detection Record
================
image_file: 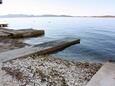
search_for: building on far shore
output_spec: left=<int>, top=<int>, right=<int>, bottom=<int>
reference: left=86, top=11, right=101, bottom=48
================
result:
left=0, top=0, right=8, bottom=28
left=0, top=21, right=8, bottom=27
left=0, top=0, right=2, bottom=4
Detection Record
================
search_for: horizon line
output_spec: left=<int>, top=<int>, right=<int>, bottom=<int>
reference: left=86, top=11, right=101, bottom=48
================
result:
left=0, top=14, right=115, bottom=17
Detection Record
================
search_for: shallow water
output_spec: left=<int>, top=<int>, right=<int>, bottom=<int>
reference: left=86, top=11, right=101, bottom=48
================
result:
left=1, top=17, right=115, bottom=62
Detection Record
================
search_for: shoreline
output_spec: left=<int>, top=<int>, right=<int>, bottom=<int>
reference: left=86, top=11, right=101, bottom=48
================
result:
left=0, top=28, right=102, bottom=86
left=0, top=38, right=29, bottom=53
left=0, top=38, right=102, bottom=86
left=0, top=27, right=44, bottom=52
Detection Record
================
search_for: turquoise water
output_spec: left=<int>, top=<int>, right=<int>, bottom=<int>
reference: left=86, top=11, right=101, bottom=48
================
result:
left=1, top=17, right=115, bottom=62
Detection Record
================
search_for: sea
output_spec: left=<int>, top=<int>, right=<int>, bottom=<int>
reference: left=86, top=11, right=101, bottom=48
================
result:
left=1, top=17, right=115, bottom=63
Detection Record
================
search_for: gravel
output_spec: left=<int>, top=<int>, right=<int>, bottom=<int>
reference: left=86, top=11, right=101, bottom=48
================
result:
left=0, top=55, right=102, bottom=86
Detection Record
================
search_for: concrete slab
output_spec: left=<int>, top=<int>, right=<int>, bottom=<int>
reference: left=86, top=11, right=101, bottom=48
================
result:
left=0, top=28, right=44, bottom=38
left=0, top=38, right=80, bottom=63
left=86, top=62, right=115, bottom=86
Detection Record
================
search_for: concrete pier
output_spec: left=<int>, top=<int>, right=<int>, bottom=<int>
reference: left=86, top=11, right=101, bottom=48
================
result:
left=86, top=62, right=115, bottom=86
left=0, top=38, right=80, bottom=62
left=0, top=28, right=44, bottom=38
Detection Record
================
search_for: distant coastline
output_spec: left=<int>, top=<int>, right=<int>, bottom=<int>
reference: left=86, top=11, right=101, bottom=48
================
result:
left=0, top=14, right=73, bottom=18
left=0, top=14, right=115, bottom=18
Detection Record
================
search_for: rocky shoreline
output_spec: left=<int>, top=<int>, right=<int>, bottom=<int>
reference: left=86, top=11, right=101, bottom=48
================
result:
left=0, top=54, right=102, bottom=86
left=0, top=28, right=102, bottom=86
left=0, top=38, right=29, bottom=52
left=0, top=27, right=44, bottom=52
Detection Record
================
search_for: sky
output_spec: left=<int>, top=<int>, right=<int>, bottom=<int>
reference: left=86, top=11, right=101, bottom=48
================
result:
left=0, top=0, right=115, bottom=16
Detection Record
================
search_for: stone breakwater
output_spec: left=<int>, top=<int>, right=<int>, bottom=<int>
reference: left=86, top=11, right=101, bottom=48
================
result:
left=1, top=55, right=102, bottom=86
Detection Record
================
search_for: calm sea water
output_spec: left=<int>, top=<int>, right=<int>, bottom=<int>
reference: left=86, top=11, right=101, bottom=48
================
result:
left=1, top=17, right=115, bottom=63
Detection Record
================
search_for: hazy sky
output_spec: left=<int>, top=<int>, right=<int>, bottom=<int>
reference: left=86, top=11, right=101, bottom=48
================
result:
left=0, top=0, right=115, bottom=16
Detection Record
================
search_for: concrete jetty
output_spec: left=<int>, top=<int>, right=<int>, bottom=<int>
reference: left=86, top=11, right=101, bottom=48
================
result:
left=0, top=28, right=44, bottom=38
left=86, top=62, right=115, bottom=86
left=0, top=38, right=80, bottom=63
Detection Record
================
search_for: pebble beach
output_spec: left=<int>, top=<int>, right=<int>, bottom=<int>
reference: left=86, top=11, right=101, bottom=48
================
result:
left=0, top=54, right=102, bottom=86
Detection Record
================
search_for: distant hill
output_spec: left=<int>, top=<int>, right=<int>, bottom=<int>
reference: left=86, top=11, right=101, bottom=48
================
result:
left=0, top=14, right=115, bottom=18
left=91, top=15, right=115, bottom=18
left=0, top=14, right=73, bottom=18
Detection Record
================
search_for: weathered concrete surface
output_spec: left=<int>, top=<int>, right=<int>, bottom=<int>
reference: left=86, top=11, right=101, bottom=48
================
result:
left=10, top=29, right=44, bottom=38
left=0, top=28, right=44, bottom=38
left=86, top=62, right=115, bottom=86
left=0, top=38, right=80, bottom=63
